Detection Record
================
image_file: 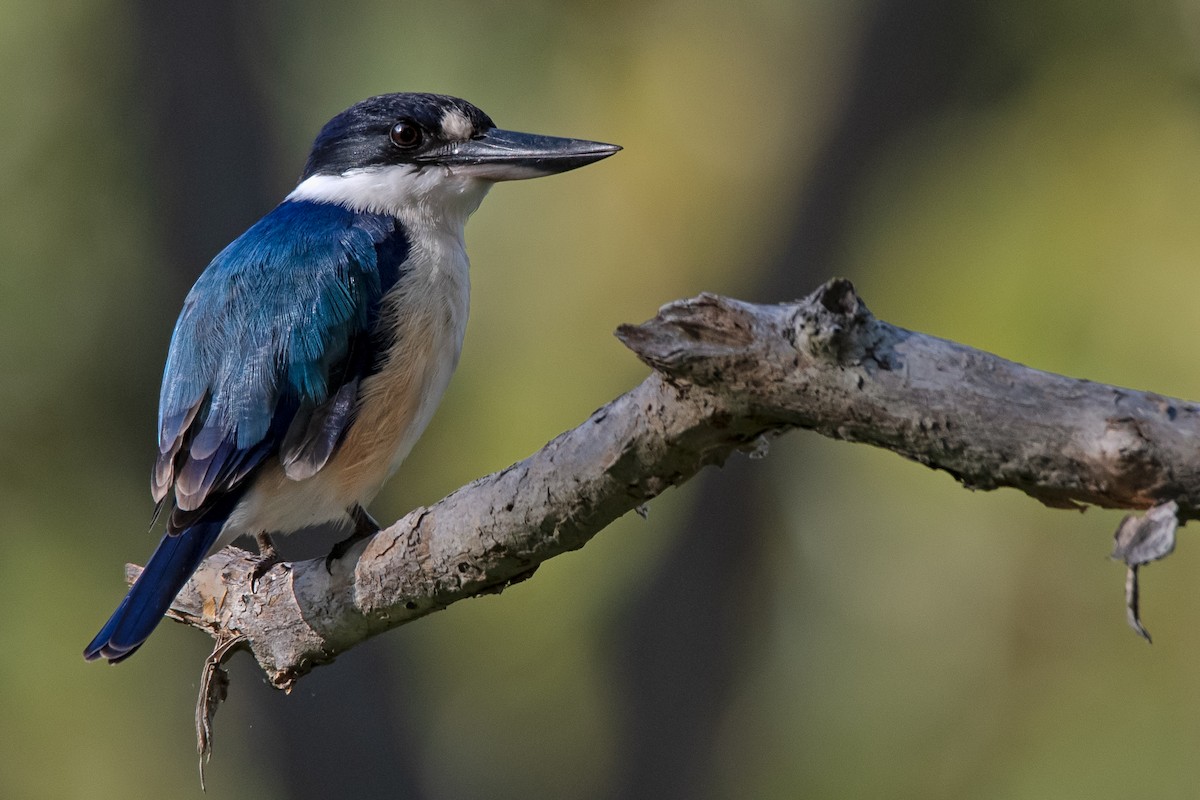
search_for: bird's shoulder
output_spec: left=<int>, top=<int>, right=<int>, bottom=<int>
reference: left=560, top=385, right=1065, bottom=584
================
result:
left=167, top=199, right=409, bottom=387
left=191, top=199, right=406, bottom=292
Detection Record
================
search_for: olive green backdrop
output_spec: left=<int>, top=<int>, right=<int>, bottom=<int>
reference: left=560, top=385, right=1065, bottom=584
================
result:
left=5, top=0, right=1200, bottom=797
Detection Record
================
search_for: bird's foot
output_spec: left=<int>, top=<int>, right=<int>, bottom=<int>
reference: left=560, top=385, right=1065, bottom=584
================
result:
left=324, top=532, right=369, bottom=572
left=325, top=506, right=380, bottom=572
left=250, top=532, right=289, bottom=590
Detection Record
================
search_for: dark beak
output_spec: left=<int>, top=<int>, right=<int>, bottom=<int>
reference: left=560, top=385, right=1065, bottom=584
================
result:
left=430, top=128, right=621, bottom=180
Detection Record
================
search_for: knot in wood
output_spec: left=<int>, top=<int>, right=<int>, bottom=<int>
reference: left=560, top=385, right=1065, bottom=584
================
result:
left=615, top=293, right=757, bottom=383
left=795, top=278, right=874, bottom=364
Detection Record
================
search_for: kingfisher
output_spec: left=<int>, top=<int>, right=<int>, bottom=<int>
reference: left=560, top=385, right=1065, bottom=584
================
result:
left=84, top=92, right=619, bottom=663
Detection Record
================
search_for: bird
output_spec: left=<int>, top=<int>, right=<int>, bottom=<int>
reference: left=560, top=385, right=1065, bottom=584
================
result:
left=84, top=92, right=619, bottom=663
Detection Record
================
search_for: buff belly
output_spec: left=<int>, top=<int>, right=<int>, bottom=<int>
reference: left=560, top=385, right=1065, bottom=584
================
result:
left=220, top=268, right=469, bottom=546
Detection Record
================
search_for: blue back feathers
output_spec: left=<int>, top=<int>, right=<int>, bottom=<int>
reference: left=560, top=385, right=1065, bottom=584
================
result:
left=156, top=199, right=409, bottom=520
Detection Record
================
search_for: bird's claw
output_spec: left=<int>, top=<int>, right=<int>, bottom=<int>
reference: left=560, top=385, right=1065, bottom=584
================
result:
left=249, top=532, right=288, bottom=591
left=325, top=506, right=381, bottom=573
left=248, top=552, right=289, bottom=592
left=324, top=531, right=369, bottom=573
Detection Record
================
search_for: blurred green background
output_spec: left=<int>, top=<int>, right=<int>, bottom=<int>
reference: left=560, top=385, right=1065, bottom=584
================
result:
left=7, top=0, right=1200, bottom=797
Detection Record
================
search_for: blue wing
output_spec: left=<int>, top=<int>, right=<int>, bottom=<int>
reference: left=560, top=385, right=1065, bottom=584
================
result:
left=84, top=199, right=408, bottom=662
left=153, top=199, right=408, bottom=520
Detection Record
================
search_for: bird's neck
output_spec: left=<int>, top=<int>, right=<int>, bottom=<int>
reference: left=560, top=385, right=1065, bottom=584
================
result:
left=286, top=163, right=492, bottom=232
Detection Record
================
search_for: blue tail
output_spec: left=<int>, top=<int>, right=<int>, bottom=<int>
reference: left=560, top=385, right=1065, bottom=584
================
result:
left=83, top=519, right=225, bottom=663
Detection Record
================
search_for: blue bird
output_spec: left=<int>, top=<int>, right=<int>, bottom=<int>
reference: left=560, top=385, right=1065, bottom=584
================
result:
left=84, top=92, right=619, bottom=663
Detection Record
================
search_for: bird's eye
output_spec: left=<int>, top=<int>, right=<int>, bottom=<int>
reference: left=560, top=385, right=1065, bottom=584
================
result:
left=389, top=120, right=423, bottom=149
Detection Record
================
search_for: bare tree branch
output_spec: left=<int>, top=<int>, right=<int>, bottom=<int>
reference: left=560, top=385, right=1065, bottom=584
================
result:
left=136, top=278, right=1200, bottom=691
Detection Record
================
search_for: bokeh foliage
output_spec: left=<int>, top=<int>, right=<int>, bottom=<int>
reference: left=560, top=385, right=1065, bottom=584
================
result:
left=7, top=0, right=1200, bottom=797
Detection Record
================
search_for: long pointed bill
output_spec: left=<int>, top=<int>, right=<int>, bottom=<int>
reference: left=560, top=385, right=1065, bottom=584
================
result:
left=431, top=129, right=621, bottom=181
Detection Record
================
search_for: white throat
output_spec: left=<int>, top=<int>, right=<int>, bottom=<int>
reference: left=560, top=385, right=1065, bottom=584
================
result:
left=287, top=163, right=493, bottom=233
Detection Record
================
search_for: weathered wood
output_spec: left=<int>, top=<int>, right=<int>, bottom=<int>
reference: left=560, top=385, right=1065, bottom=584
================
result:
left=140, top=278, right=1200, bottom=691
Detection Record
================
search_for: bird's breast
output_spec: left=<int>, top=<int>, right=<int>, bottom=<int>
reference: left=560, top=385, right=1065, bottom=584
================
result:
left=328, top=226, right=472, bottom=503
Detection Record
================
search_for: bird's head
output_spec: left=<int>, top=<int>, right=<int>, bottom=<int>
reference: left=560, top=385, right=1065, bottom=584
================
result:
left=289, top=92, right=620, bottom=221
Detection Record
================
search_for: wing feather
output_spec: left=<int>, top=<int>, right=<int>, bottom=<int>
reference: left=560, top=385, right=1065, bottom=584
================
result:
left=152, top=201, right=408, bottom=528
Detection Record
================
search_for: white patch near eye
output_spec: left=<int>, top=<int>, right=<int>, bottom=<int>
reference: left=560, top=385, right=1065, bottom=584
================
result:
left=440, top=109, right=474, bottom=141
